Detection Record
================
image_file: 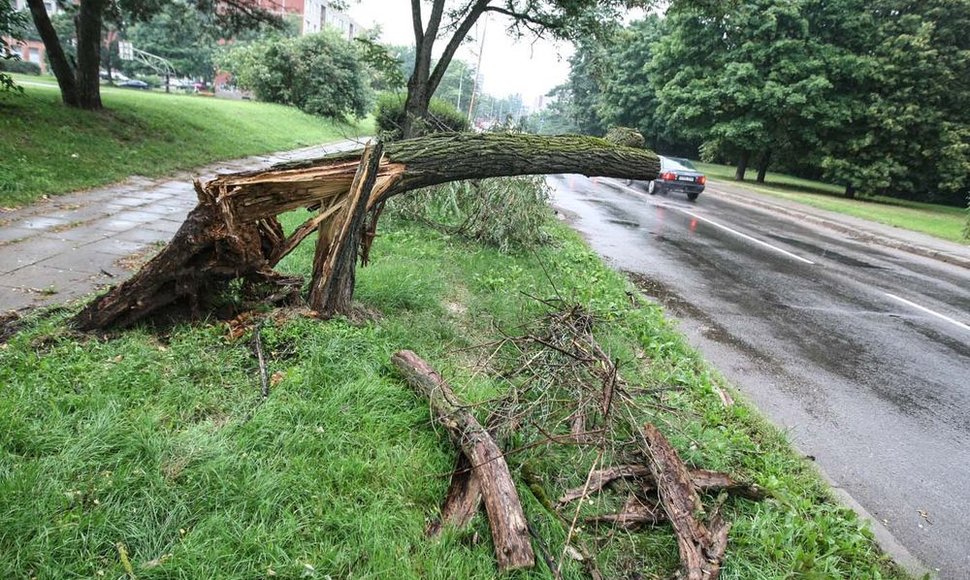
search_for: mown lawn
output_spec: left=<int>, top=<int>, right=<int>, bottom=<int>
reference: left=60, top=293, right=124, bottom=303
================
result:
left=0, top=209, right=904, bottom=579
left=0, top=75, right=372, bottom=207
left=694, top=161, right=968, bottom=244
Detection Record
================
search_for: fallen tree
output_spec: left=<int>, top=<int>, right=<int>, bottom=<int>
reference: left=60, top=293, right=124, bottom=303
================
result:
left=71, top=133, right=660, bottom=331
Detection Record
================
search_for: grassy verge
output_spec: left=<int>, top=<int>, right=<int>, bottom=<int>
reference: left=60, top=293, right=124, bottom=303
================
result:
left=0, top=74, right=372, bottom=207
left=0, top=208, right=903, bottom=578
left=694, top=161, right=967, bottom=244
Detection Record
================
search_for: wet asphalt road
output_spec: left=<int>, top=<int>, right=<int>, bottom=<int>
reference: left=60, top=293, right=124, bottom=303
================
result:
left=548, top=174, right=970, bottom=578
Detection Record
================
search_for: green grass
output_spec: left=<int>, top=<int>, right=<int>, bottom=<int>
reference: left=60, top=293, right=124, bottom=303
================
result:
left=0, top=210, right=904, bottom=578
left=694, top=161, right=968, bottom=244
left=0, top=74, right=373, bottom=207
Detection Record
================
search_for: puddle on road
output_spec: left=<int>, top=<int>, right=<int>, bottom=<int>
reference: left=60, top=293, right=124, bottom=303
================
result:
left=765, top=234, right=883, bottom=269
left=607, top=219, right=639, bottom=228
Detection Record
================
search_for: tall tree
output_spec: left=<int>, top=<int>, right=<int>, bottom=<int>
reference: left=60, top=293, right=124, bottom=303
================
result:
left=651, top=0, right=848, bottom=181
left=401, top=0, right=646, bottom=138
left=820, top=0, right=970, bottom=202
left=24, top=0, right=279, bottom=109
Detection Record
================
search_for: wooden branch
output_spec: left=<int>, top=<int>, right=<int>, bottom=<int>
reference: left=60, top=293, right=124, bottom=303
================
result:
left=425, top=453, right=483, bottom=537
left=391, top=350, right=535, bottom=572
left=556, top=464, right=766, bottom=507
left=585, top=494, right=665, bottom=530
left=641, top=424, right=730, bottom=580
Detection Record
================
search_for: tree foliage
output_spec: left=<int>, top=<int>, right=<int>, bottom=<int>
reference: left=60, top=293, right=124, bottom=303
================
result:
left=561, top=0, right=970, bottom=204
left=1, top=1, right=28, bottom=94
left=218, top=31, right=371, bottom=120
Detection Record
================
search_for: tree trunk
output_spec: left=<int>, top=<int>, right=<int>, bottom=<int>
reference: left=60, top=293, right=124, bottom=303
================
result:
left=72, top=134, right=661, bottom=330
left=391, top=350, right=535, bottom=572
left=402, top=72, right=432, bottom=139
left=844, top=184, right=856, bottom=199
left=24, top=0, right=79, bottom=107
left=756, top=150, right=771, bottom=183
left=74, top=0, right=105, bottom=110
left=734, top=151, right=750, bottom=181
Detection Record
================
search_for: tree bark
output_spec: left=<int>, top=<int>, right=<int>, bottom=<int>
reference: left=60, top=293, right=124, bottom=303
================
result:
left=640, top=424, right=730, bottom=580
left=756, top=150, right=771, bottom=183
left=24, top=0, right=79, bottom=107
left=72, top=134, right=660, bottom=330
left=734, top=151, right=750, bottom=181
left=74, top=0, right=105, bottom=109
left=844, top=184, right=856, bottom=199
left=391, top=350, right=535, bottom=572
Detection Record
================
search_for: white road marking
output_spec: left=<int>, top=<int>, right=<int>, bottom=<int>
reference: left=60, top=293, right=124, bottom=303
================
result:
left=606, top=178, right=816, bottom=265
left=883, top=293, right=970, bottom=333
left=677, top=209, right=816, bottom=265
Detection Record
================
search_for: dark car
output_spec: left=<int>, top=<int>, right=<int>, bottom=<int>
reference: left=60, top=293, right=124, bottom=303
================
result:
left=118, top=79, right=150, bottom=90
left=645, top=156, right=707, bottom=201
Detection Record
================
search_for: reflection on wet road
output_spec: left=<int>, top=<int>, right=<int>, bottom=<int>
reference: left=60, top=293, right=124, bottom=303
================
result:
left=549, top=174, right=970, bottom=578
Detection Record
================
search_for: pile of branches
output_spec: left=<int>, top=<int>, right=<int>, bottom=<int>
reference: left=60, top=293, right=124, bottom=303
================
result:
left=393, top=297, right=766, bottom=578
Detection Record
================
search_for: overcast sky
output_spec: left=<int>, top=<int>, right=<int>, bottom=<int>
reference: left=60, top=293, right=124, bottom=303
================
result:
left=345, top=1, right=575, bottom=107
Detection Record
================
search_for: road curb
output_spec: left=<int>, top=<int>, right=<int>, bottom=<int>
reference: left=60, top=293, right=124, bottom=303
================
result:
left=713, top=188, right=970, bottom=270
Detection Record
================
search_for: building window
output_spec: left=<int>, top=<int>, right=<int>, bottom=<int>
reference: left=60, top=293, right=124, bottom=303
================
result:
left=28, top=48, right=42, bottom=64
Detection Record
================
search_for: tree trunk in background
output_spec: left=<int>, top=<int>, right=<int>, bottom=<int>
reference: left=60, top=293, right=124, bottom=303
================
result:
left=844, top=184, right=856, bottom=199
left=734, top=151, right=750, bottom=181
left=402, top=78, right=431, bottom=139
left=756, top=150, right=771, bottom=183
left=74, top=0, right=105, bottom=110
left=24, top=0, right=79, bottom=107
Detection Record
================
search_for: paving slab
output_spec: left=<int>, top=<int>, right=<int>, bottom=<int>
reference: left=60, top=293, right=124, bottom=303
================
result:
left=0, top=139, right=365, bottom=313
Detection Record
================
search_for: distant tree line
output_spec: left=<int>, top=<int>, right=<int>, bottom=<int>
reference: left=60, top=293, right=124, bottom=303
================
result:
left=548, top=0, right=970, bottom=206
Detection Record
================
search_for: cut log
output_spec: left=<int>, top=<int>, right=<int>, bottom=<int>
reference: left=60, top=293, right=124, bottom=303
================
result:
left=556, top=464, right=765, bottom=507
left=72, top=134, right=660, bottom=331
left=425, top=453, right=483, bottom=537
left=641, top=423, right=730, bottom=580
left=391, top=349, right=535, bottom=572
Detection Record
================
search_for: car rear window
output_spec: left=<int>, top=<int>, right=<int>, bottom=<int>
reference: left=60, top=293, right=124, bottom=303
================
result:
left=662, top=158, right=697, bottom=172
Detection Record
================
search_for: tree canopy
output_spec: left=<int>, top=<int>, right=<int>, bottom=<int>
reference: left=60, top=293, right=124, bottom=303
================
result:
left=556, top=0, right=970, bottom=204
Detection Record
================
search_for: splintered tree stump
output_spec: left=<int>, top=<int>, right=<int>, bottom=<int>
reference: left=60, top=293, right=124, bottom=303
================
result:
left=72, top=133, right=660, bottom=331
left=641, top=423, right=730, bottom=580
left=308, top=142, right=383, bottom=317
left=391, top=349, right=535, bottom=572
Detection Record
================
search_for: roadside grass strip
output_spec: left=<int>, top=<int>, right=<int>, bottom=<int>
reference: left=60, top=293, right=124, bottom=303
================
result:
left=0, top=214, right=904, bottom=578
left=693, top=162, right=967, bottom=244
left=0, top=79, right=372, bottom=208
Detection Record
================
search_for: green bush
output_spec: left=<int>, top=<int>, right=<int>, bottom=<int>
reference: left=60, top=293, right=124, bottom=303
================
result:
left=388, top=176, right=552, bottom=253
left=218, top=30, right=371, bottom=120
left=0, top=59, right=41, bottom=75
left=374, top=92, right=469, bottom=141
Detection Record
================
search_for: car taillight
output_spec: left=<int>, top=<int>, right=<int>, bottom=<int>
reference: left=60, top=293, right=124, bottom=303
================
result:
left=698, top=176, right=707, bottom=185
left=661, top=172, right=676, bottom=181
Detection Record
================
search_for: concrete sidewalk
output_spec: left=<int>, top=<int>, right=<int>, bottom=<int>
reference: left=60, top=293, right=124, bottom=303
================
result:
left=0, top=140, right=363, bottom=313
left=707, top=179, right=970, bottom=270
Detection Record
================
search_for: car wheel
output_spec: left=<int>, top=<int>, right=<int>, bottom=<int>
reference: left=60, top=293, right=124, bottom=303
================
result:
left=647, top=180, right=657, bottom=195
left=687, top=192, right=700, bottom=201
